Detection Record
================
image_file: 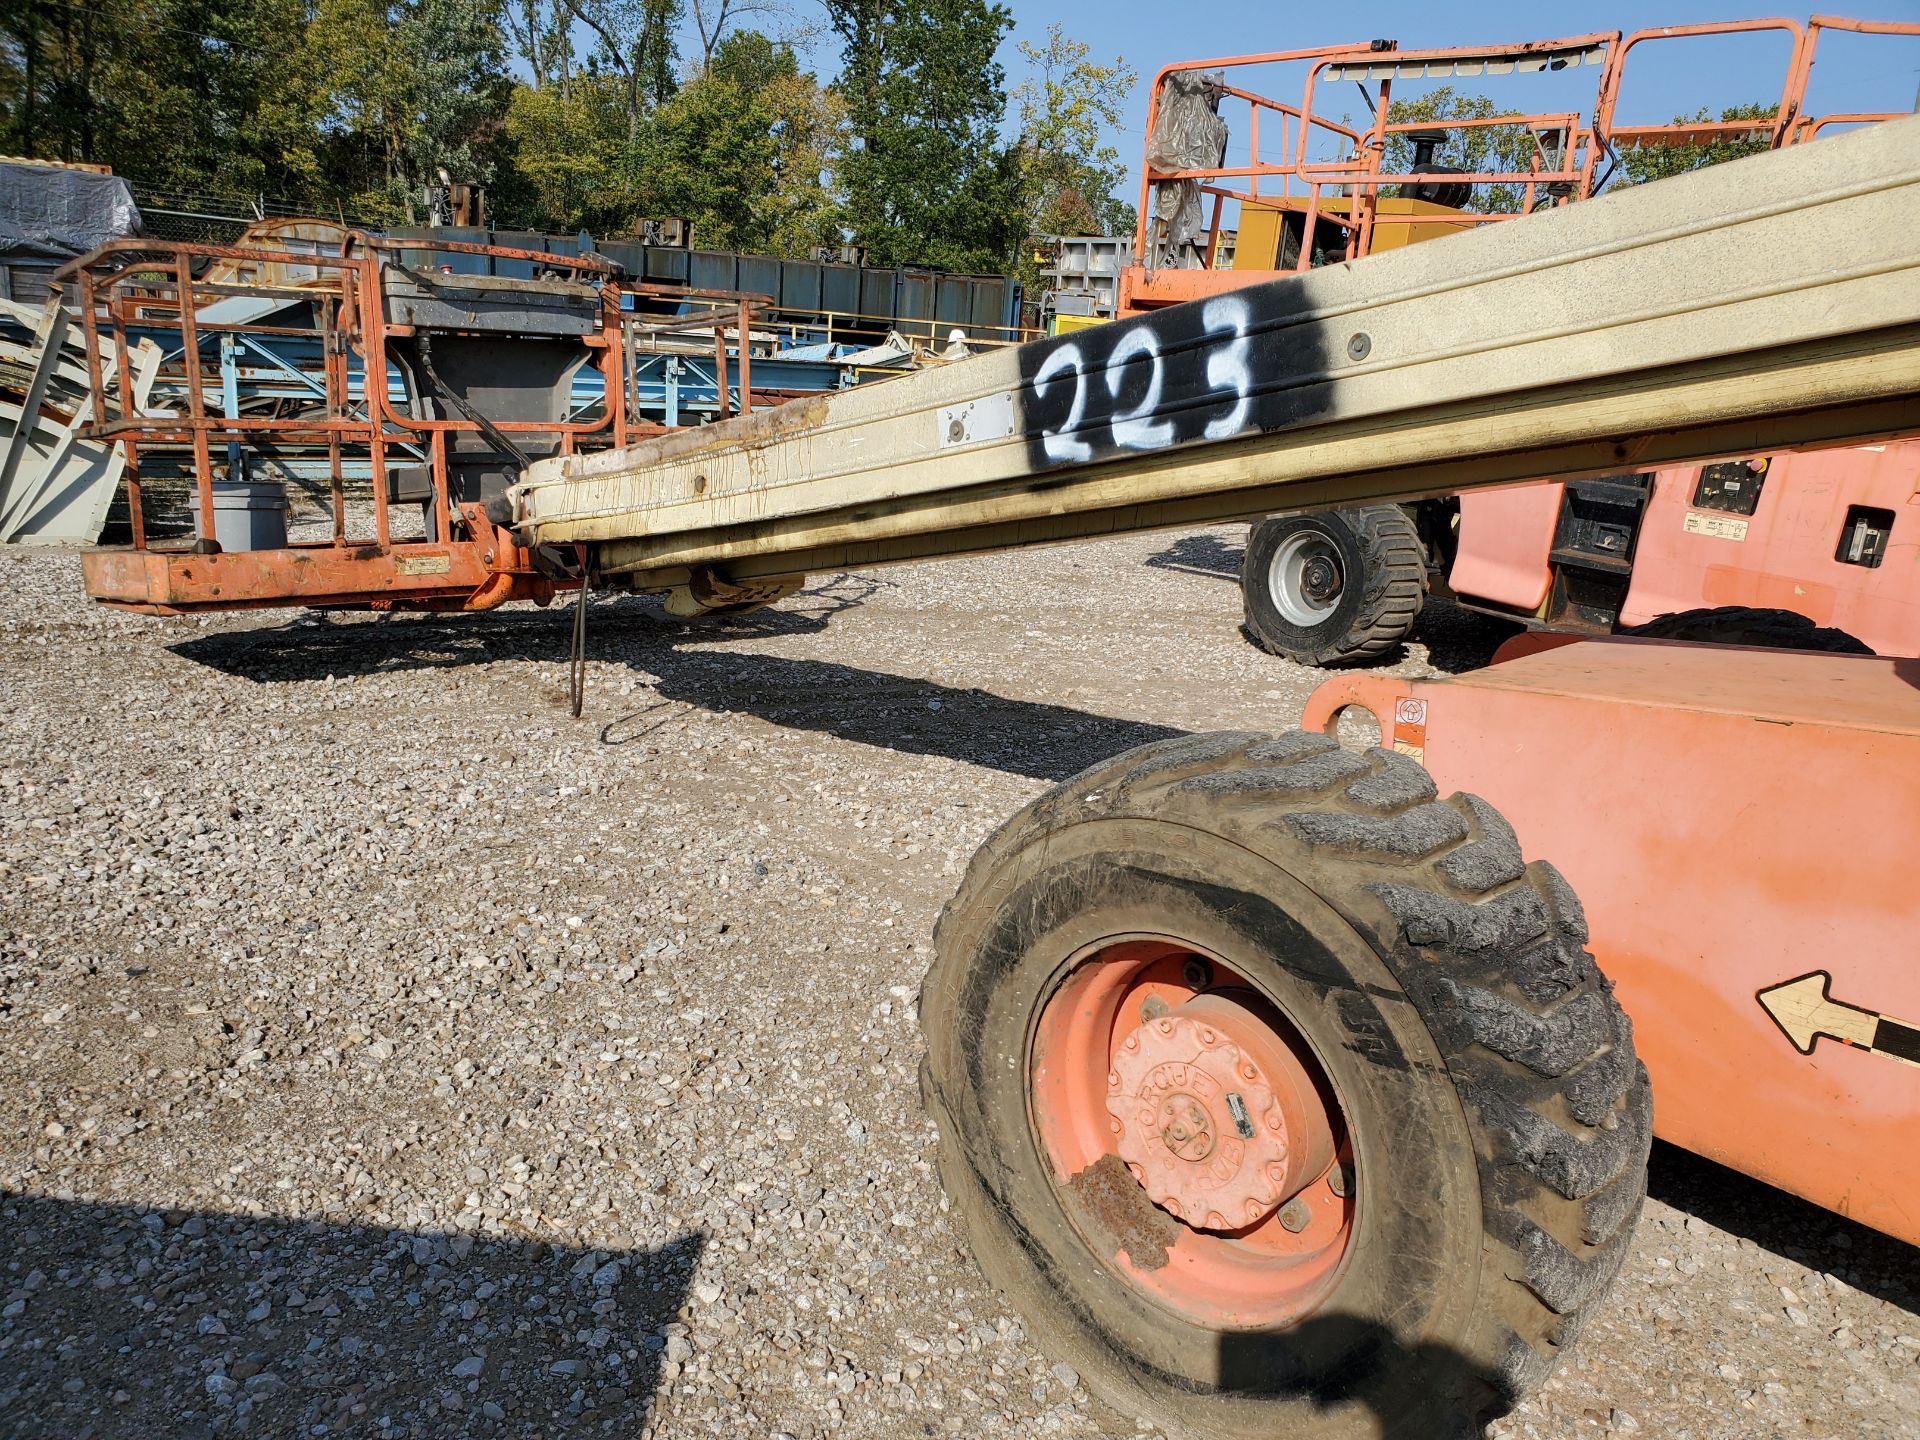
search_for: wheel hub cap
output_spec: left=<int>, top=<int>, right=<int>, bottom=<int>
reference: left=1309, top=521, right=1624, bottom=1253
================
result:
left=1300, top=554, right=1342, bottom=603
left=1106, top=995, right=1296, bottom=1231
left=1268, top=531, right=1347, bottom=625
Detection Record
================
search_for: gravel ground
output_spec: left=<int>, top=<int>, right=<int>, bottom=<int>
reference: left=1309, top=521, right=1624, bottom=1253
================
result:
left=2, top=526, right=1916, bottom=1440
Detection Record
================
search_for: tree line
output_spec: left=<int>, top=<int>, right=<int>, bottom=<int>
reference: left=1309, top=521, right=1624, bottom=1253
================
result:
left=0, top=0, right=1136, bottom=277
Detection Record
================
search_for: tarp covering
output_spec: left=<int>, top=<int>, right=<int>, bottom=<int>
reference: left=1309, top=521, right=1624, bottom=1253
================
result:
left=1144, top=71, right=1228, bottom=270
left=0, top=162, right=141, bottom=265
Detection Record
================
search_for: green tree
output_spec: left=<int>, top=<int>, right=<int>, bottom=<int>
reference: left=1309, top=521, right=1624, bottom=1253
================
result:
left=305, top=0, right=510, bottom=221
left=501, top=0, right=578, bottom=95
left=1009, top=24, right=1136, bottom=298
left=0, top=0, right=509, bottom=221
left=1612, top=103, right=1774, bottom=188
left=607, top=32, right=842, bottom=254
left=687, top=0, right=800, bottom=72
left=1011, top=25, right=1135, bottom=237
left=712, top=31, right=846, bottom=255
left=555, top=0, right=680, bottom=141
left=494, top=74, right=628, bottom=230
left=492, top=29, right=841, bottom=250
left=828, top=0, right=1022, bottom=272
left=627, top=58, right=778, bottom=248
left=1, top=0, right=328, bottom=198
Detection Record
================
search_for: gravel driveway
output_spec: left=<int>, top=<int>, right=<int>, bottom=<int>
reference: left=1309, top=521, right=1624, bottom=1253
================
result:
left=2, top=529, right=1915, bottom=1439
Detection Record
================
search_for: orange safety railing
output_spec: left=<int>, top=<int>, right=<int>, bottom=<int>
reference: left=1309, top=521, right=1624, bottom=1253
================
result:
left=1123, top=13, right=1920, bottom=313
left=57, top=233, right=800, bottom=614
left=52, top=237, right=798, bottom=559
left=60, top=235, right=632, bottom=554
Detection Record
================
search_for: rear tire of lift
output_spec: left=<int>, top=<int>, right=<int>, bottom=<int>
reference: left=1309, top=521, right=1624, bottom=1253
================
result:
left=1242, top=508, right=1426, bottom=666
left=920, top=731, right=1651, bottom=1440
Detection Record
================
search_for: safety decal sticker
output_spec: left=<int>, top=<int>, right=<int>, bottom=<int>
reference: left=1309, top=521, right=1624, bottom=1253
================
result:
left=1683, top=511, right=1750, bottom=542
left=1391, top=698, right=1428, bottom=764
left=1757, top=971, right=1920, bottom=1070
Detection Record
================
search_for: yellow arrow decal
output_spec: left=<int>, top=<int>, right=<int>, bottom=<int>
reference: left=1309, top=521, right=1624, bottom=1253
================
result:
left=1757, top=971, right=1920, bottom=1069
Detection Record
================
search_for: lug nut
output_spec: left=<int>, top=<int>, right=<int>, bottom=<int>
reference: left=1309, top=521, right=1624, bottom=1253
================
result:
left=1328, top=1163, right=1353, bottom=1198
left=1279, top=1199, right=1312, bottom=1233
left=1181, top=957, right=1213, bottom=990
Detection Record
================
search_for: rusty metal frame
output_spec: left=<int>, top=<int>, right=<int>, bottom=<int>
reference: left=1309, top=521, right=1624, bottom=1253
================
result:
left=1127, top=31, right=1617, bottom=308
left=57, top=232, right=769, bottom=613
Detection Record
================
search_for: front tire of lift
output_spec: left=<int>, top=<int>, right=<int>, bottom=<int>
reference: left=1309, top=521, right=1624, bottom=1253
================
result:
left=919, top=731, right=1651, bottom=1440
left=1242, top=507, right=1424, bottom=666
left=1621, top=604, right=1874, bottom=654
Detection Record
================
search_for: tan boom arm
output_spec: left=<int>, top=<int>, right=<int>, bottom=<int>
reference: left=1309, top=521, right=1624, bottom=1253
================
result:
left=513, top=115, right=1920, bottom=603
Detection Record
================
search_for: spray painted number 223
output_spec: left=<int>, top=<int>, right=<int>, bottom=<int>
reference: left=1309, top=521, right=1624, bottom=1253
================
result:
left=1031, top=296, right=1253, bottom=463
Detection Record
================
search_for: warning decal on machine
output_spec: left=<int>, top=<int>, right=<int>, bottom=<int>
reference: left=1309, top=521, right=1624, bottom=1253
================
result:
left=1757, top=971, right=1920, bottom=1070
left=1391, top=697, right=1428, bottom=764
left=1683, top=511, right=1750, bottom=541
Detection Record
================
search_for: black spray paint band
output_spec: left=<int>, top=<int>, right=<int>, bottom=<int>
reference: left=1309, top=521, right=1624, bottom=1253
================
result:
left=1016, top=284, right=1337, bottom=472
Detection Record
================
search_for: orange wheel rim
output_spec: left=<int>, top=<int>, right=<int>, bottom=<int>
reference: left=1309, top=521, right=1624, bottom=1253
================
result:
left=1029, top=936, right=1355, bottom=1328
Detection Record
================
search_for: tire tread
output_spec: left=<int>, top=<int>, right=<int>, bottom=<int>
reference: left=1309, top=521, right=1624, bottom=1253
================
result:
left=1243, top=506, right=1427, bottom=665
left=922, top=730, right=1652, bottom=1431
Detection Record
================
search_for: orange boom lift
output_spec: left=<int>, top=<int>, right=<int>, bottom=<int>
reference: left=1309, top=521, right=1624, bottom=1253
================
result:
left=65, top=21, right=1920, bottom=1438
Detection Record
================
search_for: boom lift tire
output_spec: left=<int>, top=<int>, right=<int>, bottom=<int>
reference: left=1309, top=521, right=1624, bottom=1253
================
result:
left=1242, top=508, right=1426, bottom=666
left=1622, top=604, right=1875, bottom=654
left=920, top=731, right=1651, bottom=1440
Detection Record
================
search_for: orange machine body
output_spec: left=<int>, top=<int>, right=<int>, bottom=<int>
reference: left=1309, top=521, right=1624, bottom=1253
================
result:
left=1302, top=639, right=1920, bottom=1245
left=1618, top=444, right=1920, bottom=649
left=1451, top=442, right=1920, bottom=656
left=81, top=506, right=557, bottom=615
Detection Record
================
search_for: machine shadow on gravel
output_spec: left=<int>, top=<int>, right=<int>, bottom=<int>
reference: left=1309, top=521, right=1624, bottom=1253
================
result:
left=604, top=649, right=1187, bottom=781
left=0, top=1190, right=703, bottom=1439
left=1212, top=1316, right=1488, bottom=1439
left=1647, top=1142, right=1920, bottom=1315
left=1146, top=531, right=1245, bottom=581
left=167, top=572, right=883, bottom=682
left=170, top=589, right=1189, bottom=784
